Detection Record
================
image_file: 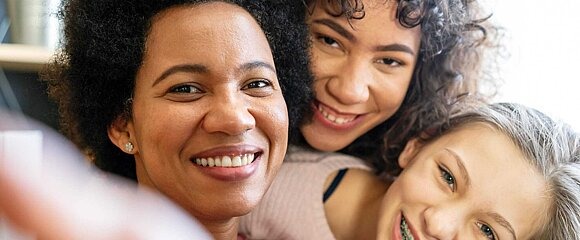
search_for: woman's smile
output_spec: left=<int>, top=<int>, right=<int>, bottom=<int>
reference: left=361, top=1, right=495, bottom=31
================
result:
left=190, top=144, right=264, bottom=181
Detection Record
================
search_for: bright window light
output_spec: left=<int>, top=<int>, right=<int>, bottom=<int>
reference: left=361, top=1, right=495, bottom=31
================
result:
left=489, top=0, right=580, bottom=131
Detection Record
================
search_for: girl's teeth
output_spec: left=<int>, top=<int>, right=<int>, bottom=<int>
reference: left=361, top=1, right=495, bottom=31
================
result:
left=317, top=106, right=355, bottom=125
left=401, top=216, right=414, bottom=240
left=194, top=154, right=255, bottom=168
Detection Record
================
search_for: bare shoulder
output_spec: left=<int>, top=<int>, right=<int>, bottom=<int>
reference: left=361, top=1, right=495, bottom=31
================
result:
left=324, top=168, right=390, bottom=239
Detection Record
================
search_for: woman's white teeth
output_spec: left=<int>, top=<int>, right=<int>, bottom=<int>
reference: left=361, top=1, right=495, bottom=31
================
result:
left=318, top=105, right=354, bottom=124
left=195, top=154, right=255, bottom=168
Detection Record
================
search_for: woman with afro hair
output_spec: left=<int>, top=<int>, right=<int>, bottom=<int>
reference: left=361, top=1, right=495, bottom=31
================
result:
left=43, top=0, right=312, bottom=239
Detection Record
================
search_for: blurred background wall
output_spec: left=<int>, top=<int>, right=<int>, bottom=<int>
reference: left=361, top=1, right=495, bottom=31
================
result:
left=489, top=0, right=580, bottom=130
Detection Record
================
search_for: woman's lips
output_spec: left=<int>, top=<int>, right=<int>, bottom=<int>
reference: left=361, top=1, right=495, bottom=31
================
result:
left=193, top=154, right=256, bottom=168
left=192, top=155, right=261, bottom=182
left=190, top=145, right=263, bottom=181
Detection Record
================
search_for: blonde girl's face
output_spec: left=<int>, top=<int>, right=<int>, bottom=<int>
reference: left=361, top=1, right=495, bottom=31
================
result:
left=112, top=3, right=288, bottom=221
left=301, top=0, right=421, bottom=151
left=377, top=124, right=549, bottom=240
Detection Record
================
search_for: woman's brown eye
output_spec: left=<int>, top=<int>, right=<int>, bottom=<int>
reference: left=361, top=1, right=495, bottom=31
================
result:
left=170, top=85, right=201, bottom=93
left=243, top=80, right=271, bottom=89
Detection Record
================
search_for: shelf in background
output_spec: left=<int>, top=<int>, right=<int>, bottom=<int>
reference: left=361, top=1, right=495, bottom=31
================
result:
left=0, top=44, right=53, bottom=72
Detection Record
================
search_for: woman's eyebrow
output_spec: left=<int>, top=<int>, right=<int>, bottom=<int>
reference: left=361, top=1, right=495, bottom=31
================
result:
left=153, top=64, right=208, bottom=86
left=311, top=18, right=355, bottom=42
left=237, top=61, right=276, bottom=75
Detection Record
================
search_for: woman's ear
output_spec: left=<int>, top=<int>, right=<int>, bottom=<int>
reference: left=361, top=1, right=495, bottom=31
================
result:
left=398, top=138, right=422, bottom=169
left=108, top=116, right=137, bottom=154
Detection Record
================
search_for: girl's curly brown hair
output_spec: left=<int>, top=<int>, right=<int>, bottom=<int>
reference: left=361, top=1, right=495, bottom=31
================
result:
left=43, top=0, right=313, bottom=180
left=301, top=0, right=502, bottom=174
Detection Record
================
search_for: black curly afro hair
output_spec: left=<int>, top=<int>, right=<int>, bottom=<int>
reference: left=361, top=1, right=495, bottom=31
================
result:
left=302, top=0, right=502, bottom=174
left=43, top=0, right=313, bottom=180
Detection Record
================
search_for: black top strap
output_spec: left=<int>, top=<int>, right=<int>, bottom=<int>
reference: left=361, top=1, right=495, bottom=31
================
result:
left=323, top=168, right=348, bottom=203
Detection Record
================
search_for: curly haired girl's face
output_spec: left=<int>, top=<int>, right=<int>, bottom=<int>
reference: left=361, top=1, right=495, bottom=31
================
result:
left=109, top=3, right=287, bottom=221
left=301, top=0, right=421, bottom=151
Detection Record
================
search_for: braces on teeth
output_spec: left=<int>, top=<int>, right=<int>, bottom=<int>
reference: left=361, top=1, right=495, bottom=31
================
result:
left=401, top=216, right=414, bottom=240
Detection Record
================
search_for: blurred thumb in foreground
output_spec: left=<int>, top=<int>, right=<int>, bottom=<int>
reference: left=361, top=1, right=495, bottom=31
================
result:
left=0, top=111, right=212, bottom=240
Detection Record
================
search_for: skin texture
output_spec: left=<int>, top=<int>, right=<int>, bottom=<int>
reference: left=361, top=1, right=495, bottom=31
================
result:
left=377, top=123, right=548, bottom=240
left=108, top=3, right=287, bottom=239
left=301, top=0, right=421, bottom=152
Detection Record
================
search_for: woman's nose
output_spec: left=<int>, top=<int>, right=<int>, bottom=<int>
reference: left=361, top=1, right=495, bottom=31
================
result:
left=423, top=204, right=463, bottom=240
left=325, top=58, right=371, bottom=105
left=202, top=93, right=255, bottom=135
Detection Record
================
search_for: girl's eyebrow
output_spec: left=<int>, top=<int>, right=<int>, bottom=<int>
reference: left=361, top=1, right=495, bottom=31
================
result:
left=444, top=148, right=471, bottom=188
left=374, top=44, right=415, bottom=56
left=312, top=18, right=415, bottom=56
left=486, top=212, right=517, bottom=240
left=311, top=18, right=355, bottom=41
left=444, top=148, right=517, bottom=240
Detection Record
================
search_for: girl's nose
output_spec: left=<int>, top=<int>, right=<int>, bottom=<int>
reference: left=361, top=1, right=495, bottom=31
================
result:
left=423, top=204, right=463, bottom=240
left=325, top=59, right=371, bottom=105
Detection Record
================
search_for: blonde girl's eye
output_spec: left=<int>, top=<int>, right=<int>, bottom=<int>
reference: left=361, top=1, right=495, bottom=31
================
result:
left=438, top=166, right=456, bottom=192
left=477, top=222, right=497, bottom=240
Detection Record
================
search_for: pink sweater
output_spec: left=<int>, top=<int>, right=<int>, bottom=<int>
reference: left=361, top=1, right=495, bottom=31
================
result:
left=239, top=146, right=371, bottom=239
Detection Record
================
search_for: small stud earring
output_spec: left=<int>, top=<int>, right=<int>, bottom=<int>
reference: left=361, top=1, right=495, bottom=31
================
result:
left=124, top=142, right=134, bottom=153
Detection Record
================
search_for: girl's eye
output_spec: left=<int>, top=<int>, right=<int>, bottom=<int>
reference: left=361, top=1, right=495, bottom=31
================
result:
left=438, top=166, right=456, bottom=191
left=477, top=222, right=497, bottom=240
left=318, top=35, right=340, bottom=48
left=242, top=79, right=271, bottom=89
left=376, top=58, right=402, bottom=67
left=169, top=84, right=202, bottom=94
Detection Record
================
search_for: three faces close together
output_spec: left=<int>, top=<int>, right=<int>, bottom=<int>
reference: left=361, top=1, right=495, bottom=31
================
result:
left=108, top=1, right=547, bottom=239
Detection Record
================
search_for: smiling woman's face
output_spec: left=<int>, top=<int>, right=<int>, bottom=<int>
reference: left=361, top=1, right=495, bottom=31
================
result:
left=377, top=123, right=549, bottom=240
left=109, top=2, right=288, bottom=221
left=301, top=0, right=421, bottom=151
